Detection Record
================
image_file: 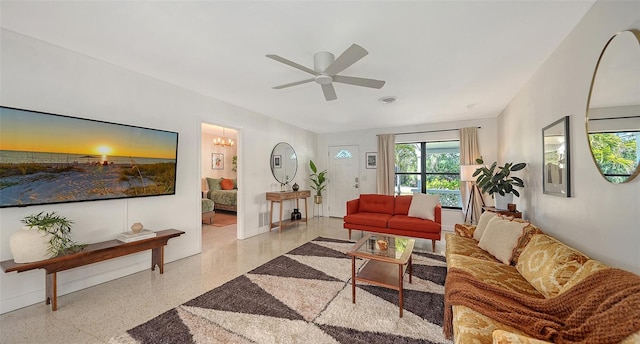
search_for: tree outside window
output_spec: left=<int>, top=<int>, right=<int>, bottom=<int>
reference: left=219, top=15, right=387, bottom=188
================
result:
left=395, top=141, right=461, bottom=208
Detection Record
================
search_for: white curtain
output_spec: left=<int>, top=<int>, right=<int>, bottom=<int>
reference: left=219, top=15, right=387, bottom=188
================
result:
left=460, top=127, right=483, bottom=223
left=376, top=134, right=395, bottom=195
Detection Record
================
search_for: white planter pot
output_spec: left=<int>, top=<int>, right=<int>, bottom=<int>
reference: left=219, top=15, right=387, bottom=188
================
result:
left=9, top=226, right=54, bottom=263
left=494, top=193, right=514, bottom=210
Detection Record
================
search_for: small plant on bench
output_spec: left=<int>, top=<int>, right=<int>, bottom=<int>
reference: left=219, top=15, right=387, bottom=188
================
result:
left=22, top=211, right=86, bottom=256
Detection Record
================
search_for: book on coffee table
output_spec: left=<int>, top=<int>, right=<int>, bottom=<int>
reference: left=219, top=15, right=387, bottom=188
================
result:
left=117, top=230, right=157, bottom=243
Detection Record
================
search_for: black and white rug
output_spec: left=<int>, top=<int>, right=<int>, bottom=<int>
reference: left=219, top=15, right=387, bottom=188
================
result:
left=110, top=237, right=451, bottom=344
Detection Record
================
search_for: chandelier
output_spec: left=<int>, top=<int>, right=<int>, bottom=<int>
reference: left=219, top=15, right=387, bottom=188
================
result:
left=213, top=128, right=234, bottom=147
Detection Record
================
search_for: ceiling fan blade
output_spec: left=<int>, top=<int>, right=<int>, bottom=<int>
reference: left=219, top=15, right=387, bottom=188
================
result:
left=266, top=54, right=317, bottom=75
left=323, top=44, right=368, bottom=76
left=272, top=78, right=315, bottom=89
left=333, top=75, right=385, bottom=89
left=321, top=84, right=337, bottom=101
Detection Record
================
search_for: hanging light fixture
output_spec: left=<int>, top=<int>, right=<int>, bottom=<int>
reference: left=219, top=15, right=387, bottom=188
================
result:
left=213, top=128, right=234, bottom=147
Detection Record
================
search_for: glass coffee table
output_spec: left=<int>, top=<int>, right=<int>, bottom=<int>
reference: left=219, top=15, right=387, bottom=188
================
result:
left=348, top=233, right=415, bottom=317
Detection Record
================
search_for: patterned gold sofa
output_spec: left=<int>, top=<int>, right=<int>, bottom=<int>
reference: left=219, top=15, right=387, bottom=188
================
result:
left=445, top=212, right=640, bottom=344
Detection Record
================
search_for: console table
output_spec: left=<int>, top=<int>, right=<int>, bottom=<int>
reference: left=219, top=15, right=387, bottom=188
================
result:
left=0, top=229, right=184, bottom=311
left=266, top=190, right=311, bottom=232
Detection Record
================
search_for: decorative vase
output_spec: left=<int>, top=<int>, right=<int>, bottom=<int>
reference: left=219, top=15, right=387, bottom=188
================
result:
left=314, top=195, right=323, bottom=204
left=9, top=226, right=54, bottom=263
left=291, top=208, right=302, bottom=221
left=494, top=194, right=514, bottom=210
left=131, top=222, right=144, bottom=233
left=292, top=183, right=299, bottom=191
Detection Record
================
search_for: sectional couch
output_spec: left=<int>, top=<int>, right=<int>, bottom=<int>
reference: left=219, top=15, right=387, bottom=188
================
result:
left=445, top=211, right=640, bottom=343
left=343, top=193, right=442, bottom=252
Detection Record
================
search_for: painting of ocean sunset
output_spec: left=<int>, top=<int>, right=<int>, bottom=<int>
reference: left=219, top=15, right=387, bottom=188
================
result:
left=0, top=106, right=178, bottom=208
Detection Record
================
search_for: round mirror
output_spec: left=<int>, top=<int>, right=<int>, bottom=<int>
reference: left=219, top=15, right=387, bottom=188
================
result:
left=586, top=30, right=640, bottom=184
left=270, top=142, right=298, bottom=185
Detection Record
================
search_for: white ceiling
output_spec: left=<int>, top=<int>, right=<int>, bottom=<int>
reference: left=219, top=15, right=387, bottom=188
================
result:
left=0, top=1, right=596, bottom=134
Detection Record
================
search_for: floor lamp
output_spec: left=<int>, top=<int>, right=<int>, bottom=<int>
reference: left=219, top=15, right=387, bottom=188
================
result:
left=461, top=164, right=485, bottom=224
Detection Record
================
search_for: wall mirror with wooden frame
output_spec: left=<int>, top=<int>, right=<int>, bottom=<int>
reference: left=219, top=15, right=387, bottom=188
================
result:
left=586, top=29, right=640, bottom=184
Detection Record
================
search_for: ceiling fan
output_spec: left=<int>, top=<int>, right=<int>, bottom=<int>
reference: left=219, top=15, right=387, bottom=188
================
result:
left=266, top=44, right=385, bottom=101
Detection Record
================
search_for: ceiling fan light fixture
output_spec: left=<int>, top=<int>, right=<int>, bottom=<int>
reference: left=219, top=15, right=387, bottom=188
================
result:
left=315, top=75, right=333, bottom=85
left=378, top=96, right=399, bottom=104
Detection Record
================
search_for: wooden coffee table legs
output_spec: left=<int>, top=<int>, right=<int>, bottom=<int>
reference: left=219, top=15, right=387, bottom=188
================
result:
left=351, top=255, right=412, bottom=317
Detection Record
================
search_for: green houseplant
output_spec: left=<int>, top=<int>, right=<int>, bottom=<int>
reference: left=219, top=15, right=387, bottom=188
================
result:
left=21, top=211, right=85, bottom=256
left=473, top=157, right=526, bottom=197
left=309, top=160, right=327, bottom=204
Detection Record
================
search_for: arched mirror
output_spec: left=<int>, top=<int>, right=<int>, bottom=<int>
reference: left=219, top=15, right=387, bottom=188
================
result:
left=270, top=142, right=298, bottom=185
left=586, top=30, right=640, bottom=184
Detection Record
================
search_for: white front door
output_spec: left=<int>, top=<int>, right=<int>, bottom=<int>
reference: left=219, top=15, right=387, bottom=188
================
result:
left=328, top=145, right=360, bottom=217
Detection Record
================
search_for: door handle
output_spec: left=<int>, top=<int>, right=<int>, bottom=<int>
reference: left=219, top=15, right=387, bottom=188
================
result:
left=354, top=184, right=359, bottom=188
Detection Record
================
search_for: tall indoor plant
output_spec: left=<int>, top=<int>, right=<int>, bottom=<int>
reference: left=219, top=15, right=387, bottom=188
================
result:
left=473, top=157, right=526, bottom=209
left=309, top=160, right=327, bottom=204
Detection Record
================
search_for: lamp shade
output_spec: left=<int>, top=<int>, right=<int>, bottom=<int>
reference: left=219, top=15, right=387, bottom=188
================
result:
left=460, top=164, right=483, bottom=182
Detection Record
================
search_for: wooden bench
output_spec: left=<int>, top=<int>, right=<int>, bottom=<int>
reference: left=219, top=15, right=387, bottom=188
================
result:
left=0, top=229, right=185, bottom=311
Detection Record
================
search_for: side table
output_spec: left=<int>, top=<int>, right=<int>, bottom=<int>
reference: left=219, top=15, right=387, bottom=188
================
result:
left=482, top=206, right=522, bottom=218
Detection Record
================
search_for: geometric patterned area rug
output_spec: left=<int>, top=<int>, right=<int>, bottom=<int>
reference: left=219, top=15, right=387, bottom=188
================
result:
left=110, top=237, right=451, bottom=344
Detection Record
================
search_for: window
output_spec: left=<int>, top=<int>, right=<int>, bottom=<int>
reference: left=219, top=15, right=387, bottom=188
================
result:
left=395, top=141, right=461, bottom=209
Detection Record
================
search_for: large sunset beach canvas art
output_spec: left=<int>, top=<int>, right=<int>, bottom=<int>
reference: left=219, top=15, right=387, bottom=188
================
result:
left=0, top=106, right=178, bottom=208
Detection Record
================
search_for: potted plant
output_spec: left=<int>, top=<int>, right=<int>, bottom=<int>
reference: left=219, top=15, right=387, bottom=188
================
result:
left=309, top=160, right=327, bottom=204
left=10, top=212, right=86, bottom=263
left=472, top=157, right=526, bottom=209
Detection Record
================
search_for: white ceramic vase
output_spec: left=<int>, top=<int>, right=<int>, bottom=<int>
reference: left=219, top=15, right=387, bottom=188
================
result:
left=494, top=193, right=514, bottom=210
left=9, top=226, right=54, bottom=263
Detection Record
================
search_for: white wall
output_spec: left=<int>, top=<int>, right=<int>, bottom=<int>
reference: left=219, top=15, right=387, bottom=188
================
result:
left=0, top=29, right=317, bottom=313
left=498, top=1, right=640, bottom=274
left=318, top=117, right=498, bottom=231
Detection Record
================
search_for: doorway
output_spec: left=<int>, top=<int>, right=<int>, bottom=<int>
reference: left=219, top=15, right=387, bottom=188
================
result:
left=328, top=145, right=360, bottom=217
left=200, top=123, right=239, bottom=251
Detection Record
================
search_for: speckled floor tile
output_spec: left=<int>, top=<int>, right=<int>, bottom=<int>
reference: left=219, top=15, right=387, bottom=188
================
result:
left=0, top=217, right=447, bottom=343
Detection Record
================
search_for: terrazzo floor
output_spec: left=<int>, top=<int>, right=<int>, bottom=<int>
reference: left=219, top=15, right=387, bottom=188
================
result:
left=0, top=217, right=447, bottom=344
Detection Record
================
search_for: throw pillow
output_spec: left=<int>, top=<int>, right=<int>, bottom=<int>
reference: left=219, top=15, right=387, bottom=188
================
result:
left=509, top=223, right=543, bottom=265
left=407, top=193, right=440, bottom=221
left=206, top=177, right=222, bottom=191
left=220, top=178, right=234, bottom=190
left=477, top=217, right=528, bottom=264
left=472, top=211, right=498, bottom=241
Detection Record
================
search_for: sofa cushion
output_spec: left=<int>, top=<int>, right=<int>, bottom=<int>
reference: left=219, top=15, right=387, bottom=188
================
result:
left=407, top=192, right=439, bottom=220
left=516, top=234, right=589, bottom=298
left=447, top=254, right=544, bottom=298
left=558, top=259, right=608, bottom=295
left=393, top=195, right=412, bottom=215
left=472, top=211, right=498, bottom=241
left=387, top=215, right=440, bottom=233
left=201, top=198, right=214, bottom=212
left=445, top=233, right=499, bottom=263
left=343, top=212, right=392, bottom=228
left=206, top=177, right=222, bottom=191
left=454, top=223, right=475, bottom=238
left=358, top=194, right=395, bottom=214
left=453, top=306, right=531, bottom=344
left=478, top=217, right=529, bottom=264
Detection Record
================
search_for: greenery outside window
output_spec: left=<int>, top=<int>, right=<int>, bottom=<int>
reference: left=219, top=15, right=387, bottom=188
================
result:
left=395, top=141, right=461, bottom=209
left=588, top=131, right=639, bottom=183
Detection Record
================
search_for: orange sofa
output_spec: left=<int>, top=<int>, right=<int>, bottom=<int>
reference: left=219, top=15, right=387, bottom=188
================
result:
left=343, top=194, right=442, bottom=251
